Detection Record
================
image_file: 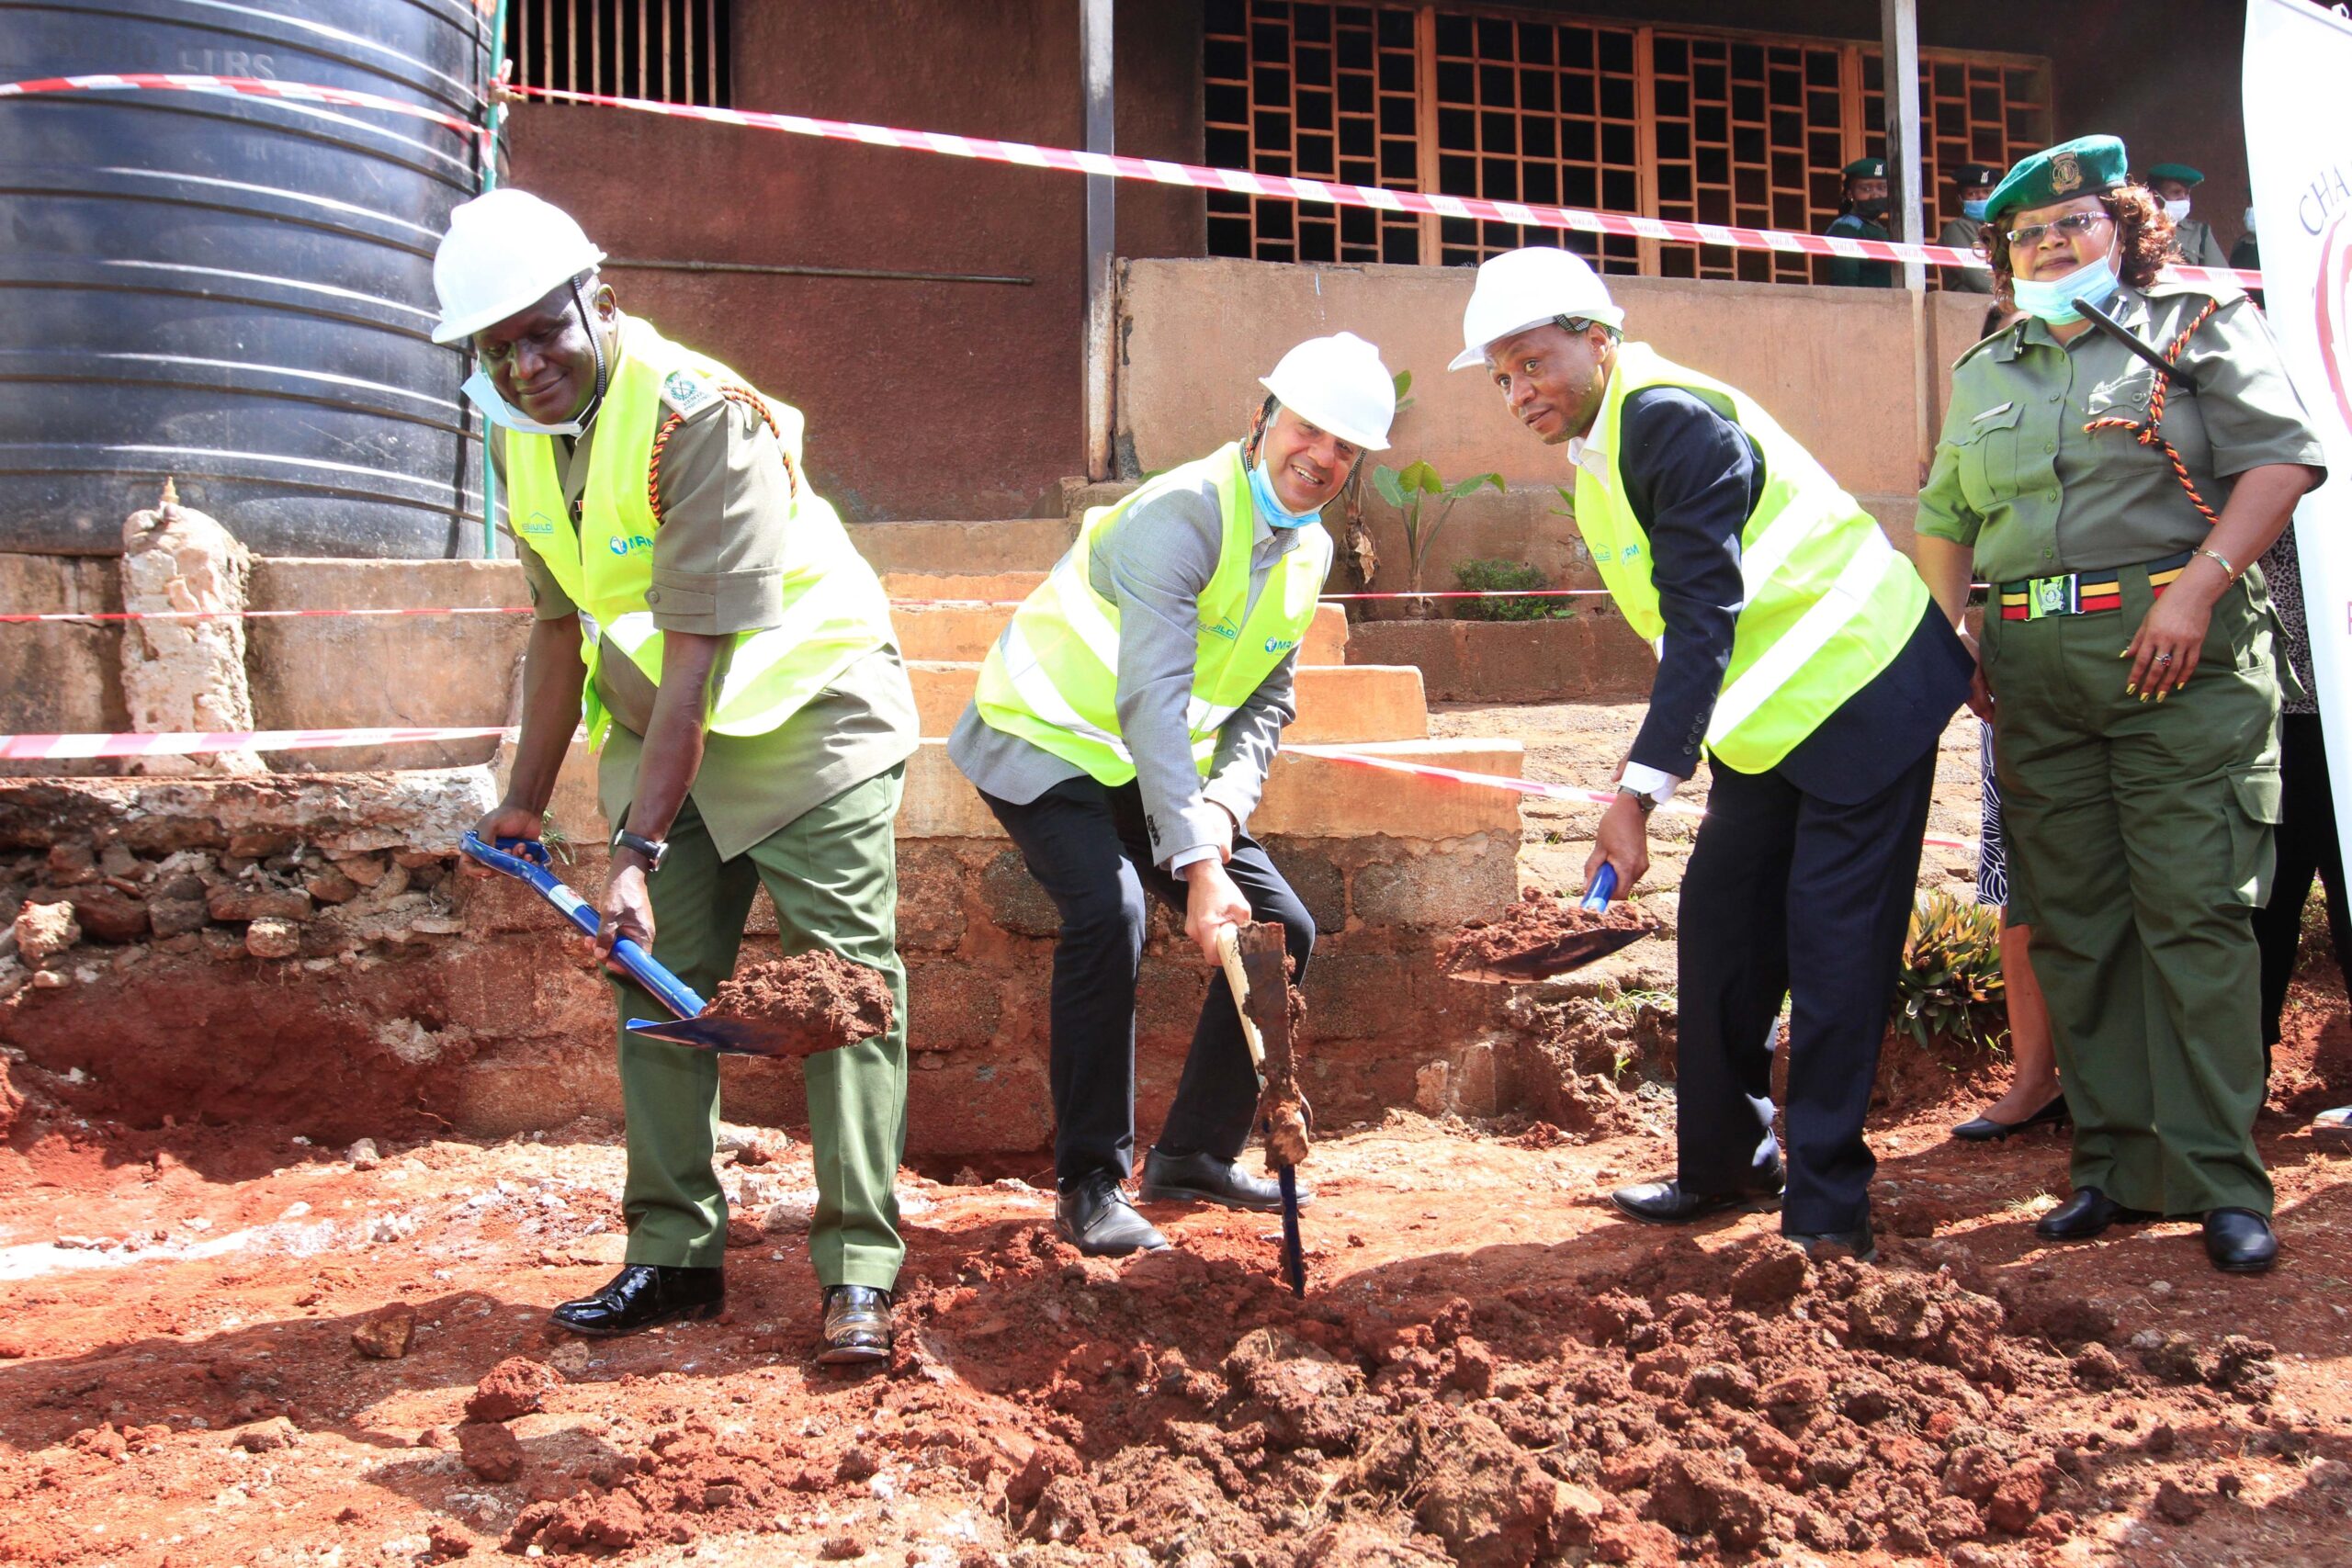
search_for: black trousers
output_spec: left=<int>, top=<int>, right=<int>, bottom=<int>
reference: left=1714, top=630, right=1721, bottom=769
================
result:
left=1673, top=746, right=1938, bottom=1234
left=2255, top=713, right=2352, bottom=1053
left=979, top=775, right=1315, bottom=1187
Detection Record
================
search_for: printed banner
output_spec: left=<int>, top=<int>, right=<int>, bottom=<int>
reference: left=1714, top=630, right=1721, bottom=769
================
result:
left=2244, top=0, right=2352, bottom=862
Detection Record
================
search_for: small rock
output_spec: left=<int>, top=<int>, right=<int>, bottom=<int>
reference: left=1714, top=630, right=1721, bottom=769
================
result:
left=208, top=886, right=312, bottom=923
left=763, top=1200, right=815, bottom=1235
left=235, top=1416, right=300, bottom=1452
left=426, top=1520, right=476, bottom=1558
left=352, top=1303, right=417, bottom=1359
left=819, top=1538, right=866, bottom=1562
left=345, top=1138, right=381, bottom=1169
left=465, top=1357, right=562, bottom=1423
left=458, top=1421, right=526, bottom=1483
left=334, top=852, right=390, bottom=887
left=725, top=1217, right=762, bottom=1249
left=1729, top=1246, right=1811, bottom=1307
left=67, top=885, right=149, bottom=943
left=15, top=899, right=79, bottom=964
left=146, top=898, right=207, bottom=939
left=2153, top=1479, right=2206, bottom=1523
left=304, top=868, right=361, bottom=905
left=245, top=917, right=300, bottom=960
left=28, top=968, right=69, bottom=988
left=46, top=843, right=98, bottom=886
left=97, top=842, right=141, bottom=880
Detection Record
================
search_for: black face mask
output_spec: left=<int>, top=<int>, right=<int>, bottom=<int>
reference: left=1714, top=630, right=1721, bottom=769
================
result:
left=1856, top=198, right=1893, bottom=224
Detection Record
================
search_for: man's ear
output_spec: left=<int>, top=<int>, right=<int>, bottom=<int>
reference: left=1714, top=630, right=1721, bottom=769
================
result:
left=592, top=282, right=619, bottom=322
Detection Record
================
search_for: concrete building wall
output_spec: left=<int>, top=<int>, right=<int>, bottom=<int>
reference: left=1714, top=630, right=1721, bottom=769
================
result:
left=503, top=0, right=1204, bottom=525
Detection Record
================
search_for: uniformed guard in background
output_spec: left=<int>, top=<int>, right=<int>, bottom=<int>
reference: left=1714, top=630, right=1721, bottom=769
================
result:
left=1822, top=156, right=1896, bottom=288
left=2146, top=162, right=2232, bottom=270
left=435, top=189, right=920, bottom=1360
left=1939, top=161, right=2003, bottom=296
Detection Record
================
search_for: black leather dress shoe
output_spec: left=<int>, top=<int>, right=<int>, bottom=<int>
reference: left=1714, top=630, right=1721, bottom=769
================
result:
left=1786, top=1222, right=1877, bottom=1264
left=549, top=1264, right=723, bottom=1337
left=1055, top=1171, right=1170, bottom=1257
left=2203, top=1208, right=2278, bottom=1274
left=1138, top=1146, right=1306, bottom=1213
left=2033, top=1187, right=2159, bottom=1242
left=818, top=1285, right=894, bottom=1364
left=1611, top=1162, right=1784, bottom=1226
left=1951, top=1093, right=2069, bottom=1143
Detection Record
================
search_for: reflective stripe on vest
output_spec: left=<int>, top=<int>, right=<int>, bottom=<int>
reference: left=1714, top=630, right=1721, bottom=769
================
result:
left=1571, top=343, right=1930, bottom=773
left=503, top=317, right=894, bottom=747
left=970, top=442, right=1330, bottom=785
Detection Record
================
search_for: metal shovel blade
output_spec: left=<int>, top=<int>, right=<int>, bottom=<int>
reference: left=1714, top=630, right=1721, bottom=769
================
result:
left=1451, top=925, right=1649, bottom=984
left=625, top=1012, right=797, bottom=1056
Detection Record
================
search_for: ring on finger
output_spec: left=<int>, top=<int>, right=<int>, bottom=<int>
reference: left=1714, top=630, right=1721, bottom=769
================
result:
left=2154, top=652, right=2174, bottom=663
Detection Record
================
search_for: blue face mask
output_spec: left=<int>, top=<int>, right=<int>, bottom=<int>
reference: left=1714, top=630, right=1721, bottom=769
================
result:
left=2010, top=250, right=2121, bottom=325
left=1962, top=197, right=1990, bottom=223
left=1246, top=456, right=1327, bottom=530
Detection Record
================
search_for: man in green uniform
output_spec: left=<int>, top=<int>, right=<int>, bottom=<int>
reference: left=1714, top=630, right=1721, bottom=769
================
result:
left=1822, top=157, right=1895, bottom=288
left=1913, top=137, right=2325, bottom=1273
left=2146, top=163, right=2231, bottom=270
left=1938, top=162, right=2001, bottom=296
left=434, top=189, right=919, bottom=1359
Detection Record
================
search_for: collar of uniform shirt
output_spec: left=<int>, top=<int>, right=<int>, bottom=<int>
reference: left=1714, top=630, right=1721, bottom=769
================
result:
left=1564, top=358, right=1619, bottom=480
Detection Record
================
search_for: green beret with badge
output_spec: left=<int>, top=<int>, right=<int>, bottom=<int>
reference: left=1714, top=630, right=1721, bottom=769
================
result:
left=1842, top=157, right=1887, bottom=181
left=2144, top=162, right=2205, bottom=186
left=1985, top=134, right=2130, bottom=221
left=1949, top=162, right=2003, bottom=189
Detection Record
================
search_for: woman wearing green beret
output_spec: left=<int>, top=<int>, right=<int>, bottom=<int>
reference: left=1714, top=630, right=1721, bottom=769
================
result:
left=1913, top=135, right=2327, bottom=1274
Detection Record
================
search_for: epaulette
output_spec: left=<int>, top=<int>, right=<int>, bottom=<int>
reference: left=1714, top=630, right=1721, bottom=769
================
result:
left=2144, top=270, right=2247, bottom=308
left=1952, top=319, right=2022, bottom=369
left=658, top=366, right=726, bottom=422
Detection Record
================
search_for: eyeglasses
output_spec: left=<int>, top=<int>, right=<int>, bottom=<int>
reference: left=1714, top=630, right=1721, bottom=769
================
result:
left=2004, top=211, right=2110, bottom=250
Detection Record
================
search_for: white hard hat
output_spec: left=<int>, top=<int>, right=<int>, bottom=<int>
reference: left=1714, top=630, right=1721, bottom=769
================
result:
left=1258, top=332, right=1395, bottom=450
left=1446, top=246, right=1624, bottom=371
left=430, top=188, right=607, bottom=344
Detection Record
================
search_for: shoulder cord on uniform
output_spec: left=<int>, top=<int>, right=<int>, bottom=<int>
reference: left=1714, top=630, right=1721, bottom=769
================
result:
left=2080, top=298, right=2223, bottom=526
left=646, top=384, right=796, bottom=526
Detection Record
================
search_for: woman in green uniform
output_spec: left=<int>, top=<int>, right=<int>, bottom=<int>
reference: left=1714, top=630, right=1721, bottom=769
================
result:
left=1914, top=136, right=2326, bottom=1274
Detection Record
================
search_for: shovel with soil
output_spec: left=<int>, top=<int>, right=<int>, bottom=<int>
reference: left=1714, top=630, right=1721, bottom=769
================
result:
left=1215, top=920, right=1310, bottom=1297
left=1439, top=865, right=1656, bottom=984
left=459, top=833, right=893, bottom=1056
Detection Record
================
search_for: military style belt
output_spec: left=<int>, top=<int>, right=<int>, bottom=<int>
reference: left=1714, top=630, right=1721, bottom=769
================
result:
left=1996, top=550, right=2193, bottom=621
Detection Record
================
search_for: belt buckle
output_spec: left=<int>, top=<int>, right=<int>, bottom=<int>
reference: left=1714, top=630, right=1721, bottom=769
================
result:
left=2026, top=574, right=2077, bottom=620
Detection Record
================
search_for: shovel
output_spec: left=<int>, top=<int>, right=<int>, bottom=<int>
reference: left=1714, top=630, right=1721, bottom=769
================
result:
left=458, top=832, right=796, bottom=1055
left=1450, top=864, right=1651, bottom=985
left=1216, top=920, right=1309, bottom=1298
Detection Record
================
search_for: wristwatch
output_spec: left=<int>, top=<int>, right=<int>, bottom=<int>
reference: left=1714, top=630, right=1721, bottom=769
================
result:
left=1615, top=784, right=1662, bottom=817
left=611, top=828, right=668, bottom=870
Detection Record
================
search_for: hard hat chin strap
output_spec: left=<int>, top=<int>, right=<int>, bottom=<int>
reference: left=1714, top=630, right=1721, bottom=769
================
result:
left=570, top=276, right=611, bottom=430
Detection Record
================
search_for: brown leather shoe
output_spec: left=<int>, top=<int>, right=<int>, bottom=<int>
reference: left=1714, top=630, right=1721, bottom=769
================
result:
left=818, top=1284, right=893, bottom=1365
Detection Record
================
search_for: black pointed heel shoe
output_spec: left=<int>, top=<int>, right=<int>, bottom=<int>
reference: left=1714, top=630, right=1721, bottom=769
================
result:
left=1951, top=1093, right=2069, bottom=1143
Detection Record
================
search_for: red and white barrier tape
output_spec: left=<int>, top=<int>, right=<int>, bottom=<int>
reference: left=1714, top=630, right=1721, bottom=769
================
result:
left=0, top=73, right=2263, bottom=290
left=1295, top=744, right=1975, bottom=852
left=0, top=73, right=491, bottom=151
left=0, top=726, right=512, bottom=761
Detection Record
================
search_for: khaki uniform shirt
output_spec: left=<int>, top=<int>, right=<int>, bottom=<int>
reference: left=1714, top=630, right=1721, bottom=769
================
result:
left=492, top=379, right=918, bottom=860
left=1938, top=216, right=1995, bottom=294
left=2168, top=217, right=2230, bottom=271
left=1917, top=280, right=2328, bottom=583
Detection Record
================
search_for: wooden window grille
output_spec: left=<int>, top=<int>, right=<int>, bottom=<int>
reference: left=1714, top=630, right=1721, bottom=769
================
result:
left=508, top=0, right=729, bottom=107
left=1204, top=1, right=1423, bottom=264
left=1202, top=2, right=2049, bottom=285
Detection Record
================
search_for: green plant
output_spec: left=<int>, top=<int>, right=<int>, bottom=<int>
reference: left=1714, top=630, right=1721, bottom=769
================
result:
left=1890, top=890, right=2008, bottom=1053
left=1453, top=558, right=1573, bottom=622
left=1371, top=459, right=1503, bottom=601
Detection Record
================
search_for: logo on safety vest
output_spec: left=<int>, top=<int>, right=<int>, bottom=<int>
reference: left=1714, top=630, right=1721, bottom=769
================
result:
left=1263, top=636, right=1298, bottom=653
left=521, top=511, right=556, bottom=536
left=1204, top=617, right=1240, bottom=641
left=607, top=534, right=653, bottom=556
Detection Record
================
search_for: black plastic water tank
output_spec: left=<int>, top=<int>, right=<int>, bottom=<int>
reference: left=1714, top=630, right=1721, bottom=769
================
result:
left=0, top=0, right=496, bottom=558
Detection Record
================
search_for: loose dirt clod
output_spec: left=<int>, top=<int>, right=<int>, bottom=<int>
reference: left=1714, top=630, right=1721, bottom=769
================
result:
left=704, top=949, right=895, bottom=1055
left=349, top=1302, right=415, bottom=1359
left=464, top=1356, right=561, bottom=1423
left=1439, top=886, right=1654, bottom=974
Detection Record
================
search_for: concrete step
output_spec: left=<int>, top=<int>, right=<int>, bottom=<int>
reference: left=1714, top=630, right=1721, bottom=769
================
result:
left=907, top=660, right=1427, bottom=743
left=536, top=734, right=1519, bottom=851
left=893, top=597, right=1348, bottom=665
left=847, top=518, right=1079, bottom=576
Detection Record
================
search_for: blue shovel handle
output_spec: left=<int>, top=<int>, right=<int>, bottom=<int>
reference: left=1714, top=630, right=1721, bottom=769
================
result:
left=458, top=833, right=708, bottom=1021
left=1581, top=862, right=1619, bottom=913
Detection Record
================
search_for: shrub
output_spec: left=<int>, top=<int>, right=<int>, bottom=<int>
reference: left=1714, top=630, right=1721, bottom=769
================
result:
left=1890, top=890, right=2008, bottom=1053
left=1453, top=558, right=1571, bottom=622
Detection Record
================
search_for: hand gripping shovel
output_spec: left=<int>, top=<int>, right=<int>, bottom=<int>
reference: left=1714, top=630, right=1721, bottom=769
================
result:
left=1451, top=864, right=1650, bottom=985
left=1216, top=921, right=1309, bottom=1297
left=459, top=832, right=794, bottom=1055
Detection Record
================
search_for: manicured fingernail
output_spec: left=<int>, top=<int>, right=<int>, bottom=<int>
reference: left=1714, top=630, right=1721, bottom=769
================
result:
left=2125, top=683, right=2137, bottom=695
left=2156, top=690, right=2167, bottom=703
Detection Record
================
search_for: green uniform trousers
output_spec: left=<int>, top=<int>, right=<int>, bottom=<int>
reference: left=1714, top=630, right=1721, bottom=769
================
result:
left=1984, top=565, right=2281, bottom=1217
left=608, top=762, right=910, bottom=1288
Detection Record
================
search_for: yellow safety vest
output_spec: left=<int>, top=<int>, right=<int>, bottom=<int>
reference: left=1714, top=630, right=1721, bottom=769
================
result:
left=971, top=442, right=1330, bottom=784
left=503, top=317, right=894, bottom=749
left=1573, top=343, right=1929, bottom=773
